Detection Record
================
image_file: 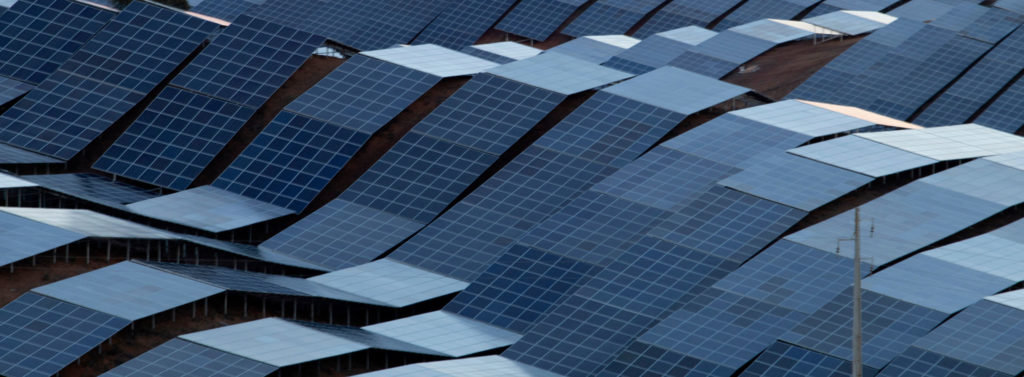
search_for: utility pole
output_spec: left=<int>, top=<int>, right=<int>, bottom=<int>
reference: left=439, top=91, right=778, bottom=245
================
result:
left=852, top=207, right=863, bottom=377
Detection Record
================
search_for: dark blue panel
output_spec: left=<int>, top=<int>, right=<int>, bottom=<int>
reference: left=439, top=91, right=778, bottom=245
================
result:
left=590, top=148, right=739, bottom=211
left=93, top=87, right=256, bottom=190
left=284, top=54, right=440, bottom=133
left=739, top=342, right=858, bottom=377
left=0, top=293, right=130, bottom=377
left=390, top=91, right=686, bottom=281
left=563, top=0, right=667, bottom=37
left=171, top=15, right=323, bottom=107
left=414, top=0, right=519, bottom=48
left=781, top=288, right=950, bottom=370
left=444, top=245, right=605, bottom=333
left=191, top=0, right=261, bottom=22
left=100, top=338, right=277, bottom=377
left=212, top=111, right=370, bottom=211
left=975, top=78, right=1024, bottom=133
left=634, top=0, right=743, bottom=38
left=714, top=0, right=818, bottom=31
left=0, top=72, right=142, bottom=160
left=495, top=0, right=587, bottom=41
left=0, top=77, right=33, bottom=104
left=600, top=342, right=736, bottom=377
left=0, top=0, right=112, bottom=84
left=879, top=347, right=1014, bottom=377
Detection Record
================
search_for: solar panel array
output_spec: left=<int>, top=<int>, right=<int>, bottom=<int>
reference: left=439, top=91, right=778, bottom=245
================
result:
left=100, top=338, right=277, bottom=377
left=495, top=0, right=587, bottom=41
left=668, top=21, right=817, bottom=78
left=563, top=0, right=667, bottom=37
left=546, top=35, right=640, bottom=64
left=413, top=0, right=518, bottom=48
left=634, top=0, right=744, bottom=38
left=714, top=0, right=820, bottom=31
left=94, top=16, right=321, bottom=189
left=191, top=0, right=262, bottom=22
left=25, top=173, right=158, bottom=209
left=461, top=42, right=542, bottom=64
left=0, top=0, right=112, bottom=84
left=0, top=1, right=217, bottom=160
left=603, top=26, right=717, bottom=74
left=0, top=76, right=33, bottom=104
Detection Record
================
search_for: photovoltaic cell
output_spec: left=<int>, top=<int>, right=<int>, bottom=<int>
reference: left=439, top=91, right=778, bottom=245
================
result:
left=191, top=0, right=261, bottom=22
left=363, top=311, right=522, bottom=357
left=803, top=10, right=896, bottom=35
left=0, top=143, right=60, bottom=164
left=414, top=0, right=518, bottom=48
left=914, top=27, right=1024, bottom=126
left=354, top=356, right=563, bottom=377
left=496, top=0, right=588, bottom=41
left=715, top=0, right=820, bottom=31
left=127, top=185, right=295, bottom=233
left=563, top=0, right=667, bottom=37
left=880, top=347, right=1014, bottom=377
left=719, top=152, right=873, bottom=211
left=0, top=76, right=32, bottom=104
left=461, top=42, right=542, bottom=64
left=789, top=136, right=939, bottom=177
left=32, top=262, right=224, bottom=320
left=0, top=2, right=218, bottom=160
left=487, top=53, right=634, bottom=95
left=212, top=111, right=370, bottom=211
left=284, top=54, right=441, bottom=132
left=309, top=260, right=469, bottom=308
left=975, top=78, right=1024, bottom=133
left=360, top=45, right=499, bottom=79
left=739, top=342, right=854, bottom=377
left=0, top=0, right=112, bottom=84
left=0, top=210, right=85, bottom=266
left=93, top=87, right=257, bottom=190
left=181, top=318, right=370, bottom=367
left=170, top=15, right=323, bottom=107
left=24, top=173, right=158, bottom=209
left=901, top=298, right=1024, bottom=375
left=633, top=0, right=744, bottom=38
left=546, top=35, right=640, bottom=64
left=603, top=26, right=717, bottom=74
left=0, top=207, right=175, bottom=239
left=99, top=338, right=277, bottom=377
left=0, top=293, right=130, bottom=377
left=668, top=31, right=778, bottom=78
left=861, top=255, right=1011, bottom=314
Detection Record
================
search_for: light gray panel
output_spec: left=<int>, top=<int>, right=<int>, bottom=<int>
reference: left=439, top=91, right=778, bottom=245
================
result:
left=363, top=311, right=521, bottom=357
left=362, top=44, right=499, bottom=77
left=128, top=185, right=294, bottom=232
left=602, top=66, right=749, bottom=114
left=309, top=259, right=468, bottom=308
left=486, top=52, right=634, bottom=95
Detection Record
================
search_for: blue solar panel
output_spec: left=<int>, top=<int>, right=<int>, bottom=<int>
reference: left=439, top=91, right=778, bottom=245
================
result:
left=0, top=1, right=217, bottom=160
left=719, top=153, right=873, bottom=211
left=212, top=111, right=370, bottom=211
left=26, top=173, right=158, bottom=209
left=0, top=76, right=32, bottom=104
left=880, top=347, right=1014, bottom=377
left=92, top=87, right=257, bottom=190
left=461, top=42, right=542, bottom=64
left=739, top=342, right=856, bottom=377
left=284, top=54, right=440, bottom=133
left=603, top=27, right=716, bottom=74
left=563, top=0, right=667, bottom=37
left=780, top=288, right=950, bottom=370
left=247, top=0, right=455, bottom=50
left=0, top=0, right=112, bottom=84
left=975, top=78, right=1024, bottom=133
left=907, top=299, right=1024, bottom=375
left=634, top=0, right=744, bottom=38
left=505, top=188, right=805, bottom=376
left=862, top=255, right=1011, bottom=313
left=100, top=338, right=277, bottom=377
left=391, top=88, right=692, bottom=281
left=496, top=0, right=588, bottom=41
left=0, top=293, right=130, bottom=377
left=414, top=0, right=518, bottom=48
left=914, top=27, right=1024, bottom=126
left=191, top=0, right=261, bottom=22
left=171, top=15, right=323, bottom=107
left=714, top=0, right=819, bottom=31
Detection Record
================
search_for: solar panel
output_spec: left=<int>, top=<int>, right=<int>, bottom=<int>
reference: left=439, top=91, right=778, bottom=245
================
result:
left=360, top=45, right=500, bottom=79
left=545, top=35, right=641, bottom=64
left=0, top=0, right=112, bottom=84
left=603, top=26, right=717, bottom=74
left=0, top=207, right=176, bottom=239
left=804, top=10, right=897, bottom=36
left=93, top=87, right=257, bottom=190
left=924, top=228, right=1024, bottom=282
left=0, top=210, right=85, bottom=266
left=975, top=78, right=1024, bottom=133
left=0, top=2, right=218, bottom=160
left=862, top=255, right=1011, bottom=314
left=739, top=342, right=854, bottom=377
left=715, top=0, right=820, bottom=31
left=32, top=262, right=224, bottom=320
left=496, top=0, right=588, bottom=41
left=931, top=4, right=1021, bottom=44
left=181, top=318, right=371, bottom=367
left=914, top=27, right=1024, bottom=126
left=563, top=0, right=667, bottom=37
left=170, top=15, right=323, bottom=107
left=24, top=173, right=158, bottom=209
left=668, top=31, right=777, bottom=77
left=789, top=136, right=939, bottom=177
left=880, top=347, right=1015, bottom=377
left=99, top=338, right=277, bottom=377
left=0, top=172, right=36, bottom=189
left=659, top=114, right=809, bottom=168
left=603, top=67, right=748, bottom=114
left=0, top=143, right=62, bottom=164
left=127, top=185, right=294, bottom=233
left=363, top=311, right=522, bottom=357
left=0, top=76, right=32, bottom=104
left=920, top=159, right=1024, bottom=206
left=487, top=53, right=634, bottom=95
left=860, top=125, right=1024, bottom=161
left=175, top=234, right=330, bottom=271
left=906, top=298, right=1024, bottom=375
left=0, top=293, right=130, bottom=377
left=309, top=260, right=469, bottom=307
left=719, top=152, right=873, bottom=211
left=461, top=42, right=542, bottom=64
left=633, top=0, right=744, bottom=38
left=413, top=0, right=518, bottom=48
left=354, top=356, right=564, bottom=377
left=780, top=287, right=950, bottom=370
left=191, top=0, right=260, bottom=22
left=211, top=111, right=370, bottom=211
